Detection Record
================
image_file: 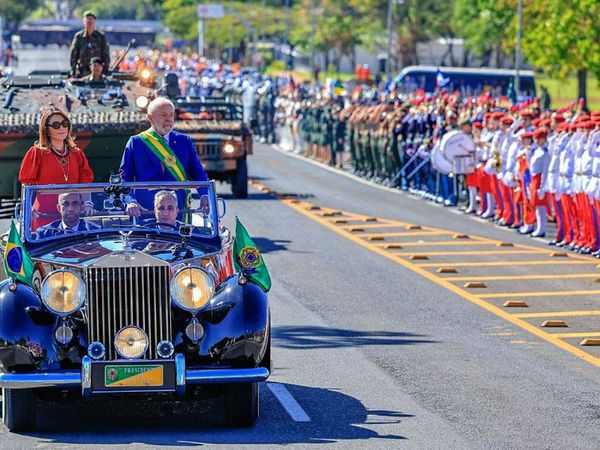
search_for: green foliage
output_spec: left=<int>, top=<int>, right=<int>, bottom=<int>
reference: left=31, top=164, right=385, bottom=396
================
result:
left=0, top=0, right=42, bottom=31
left=521, top=0, right=600, bottom=79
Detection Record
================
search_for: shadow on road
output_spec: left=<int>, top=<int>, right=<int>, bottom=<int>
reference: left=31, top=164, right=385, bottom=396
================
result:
left=273, top=325, right=436, bottom=349
left=253, top=237, right=292, bottom=254
left=18, top=383, right=408, bottom=445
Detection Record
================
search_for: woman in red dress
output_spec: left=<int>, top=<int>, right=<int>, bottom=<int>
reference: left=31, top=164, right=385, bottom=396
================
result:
left=19, top=107, right=94, bottom=229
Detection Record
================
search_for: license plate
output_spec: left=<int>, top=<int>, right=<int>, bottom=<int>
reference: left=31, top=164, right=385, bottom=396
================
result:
left=104, top=364, right=164, bottom=388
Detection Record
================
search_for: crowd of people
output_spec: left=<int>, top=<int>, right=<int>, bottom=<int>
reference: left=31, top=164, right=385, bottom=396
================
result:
left=276, top=86, right=600, bottom=257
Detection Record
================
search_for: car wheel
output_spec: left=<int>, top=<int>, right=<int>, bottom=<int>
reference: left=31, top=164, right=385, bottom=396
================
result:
left=224, top=382, right=259, bottom=427
left=232, top=158, right=248, bottom=199
left=3, top=388, right=36, bottom=432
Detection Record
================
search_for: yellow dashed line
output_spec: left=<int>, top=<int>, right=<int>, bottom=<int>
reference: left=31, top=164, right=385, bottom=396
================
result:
left=478, top=290, right=600, bottom=299
left=357, top=231, right=453, bottom=238
left=277, top=197, right=600, bottom=368
left=515, top=311, right=600, bottom=319
left=393, top=250, right=541, bottom=257
left=552, top=332, right=600, bottom=339
left=445, top=273, right=600, bottom=282
left=417, top=260, right=597, bottom=268
left=374, top=240, right=496, bottom=248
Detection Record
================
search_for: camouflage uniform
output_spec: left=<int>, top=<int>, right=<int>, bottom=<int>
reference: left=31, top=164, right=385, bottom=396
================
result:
left=70, top=30, right=110, bottom=77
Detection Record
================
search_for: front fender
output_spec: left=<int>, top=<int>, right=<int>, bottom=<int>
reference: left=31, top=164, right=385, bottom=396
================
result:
left=0, top=280, right=56, bottom=372
left=174, top=275, right=269, bottom=366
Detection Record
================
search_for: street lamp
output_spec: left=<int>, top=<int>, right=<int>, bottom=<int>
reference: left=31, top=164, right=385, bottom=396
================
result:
left=386, top=0, right=404, bottom=82
left=515, top=0, right=523, bottom=98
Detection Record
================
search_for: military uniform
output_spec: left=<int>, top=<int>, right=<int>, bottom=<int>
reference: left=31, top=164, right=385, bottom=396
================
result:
left=70, top=29, right=110, bottom=77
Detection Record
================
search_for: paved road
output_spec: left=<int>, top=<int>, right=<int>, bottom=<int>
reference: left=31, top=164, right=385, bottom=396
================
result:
left=3, top=142, right=600, bottom=448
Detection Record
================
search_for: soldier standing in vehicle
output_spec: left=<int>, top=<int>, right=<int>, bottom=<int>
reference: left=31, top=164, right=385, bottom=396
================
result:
left=69, top=11, right=110, bottom=78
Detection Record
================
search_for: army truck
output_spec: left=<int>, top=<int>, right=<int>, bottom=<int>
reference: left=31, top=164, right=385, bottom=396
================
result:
left=0, top=70, right=156, bottom=215
left=173, top=98, right=253, bottom=198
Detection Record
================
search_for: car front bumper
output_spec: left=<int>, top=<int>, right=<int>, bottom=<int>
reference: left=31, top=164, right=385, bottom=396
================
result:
left=0, top=354, right=269, bottom=396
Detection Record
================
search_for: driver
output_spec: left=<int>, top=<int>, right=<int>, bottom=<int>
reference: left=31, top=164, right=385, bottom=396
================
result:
left=143, top=190, right=182, bottom=230
left=86, top=57, right=107, bottom=83
left=36, top=192, right=100, bottom=238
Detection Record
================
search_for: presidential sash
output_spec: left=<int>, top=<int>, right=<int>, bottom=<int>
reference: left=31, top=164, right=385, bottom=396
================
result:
left=138, top=129, right=188, bottom=181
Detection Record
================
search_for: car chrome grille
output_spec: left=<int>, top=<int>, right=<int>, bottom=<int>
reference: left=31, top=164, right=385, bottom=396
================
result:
left=86, top=266, right=172, bottom=360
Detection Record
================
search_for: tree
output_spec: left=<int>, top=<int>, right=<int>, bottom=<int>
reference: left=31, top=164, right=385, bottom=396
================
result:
left=0, top=0, right=42, bottom=32
left=521, top=0, right=600, bottom=108
left=452, top=0, right=515, bottom=67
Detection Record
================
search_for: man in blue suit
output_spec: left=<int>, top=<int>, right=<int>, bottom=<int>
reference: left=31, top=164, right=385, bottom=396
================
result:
left=36, top=192, right=100, bottom=239
left=119, top=97, right=208, bottom=217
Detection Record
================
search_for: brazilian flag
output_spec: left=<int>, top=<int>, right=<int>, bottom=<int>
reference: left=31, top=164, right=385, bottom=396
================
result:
left=233, top=218, right=272, bottom=293
left=3, top=221, right=34, bottom=286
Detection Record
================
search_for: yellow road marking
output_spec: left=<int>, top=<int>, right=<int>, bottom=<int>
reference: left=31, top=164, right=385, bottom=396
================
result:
left=393, top=250, right=541, bottom=256
left=358, top=231, right=453, bottom=238
left=417, top=260, right=597, bottom=268
left=552, top=332, right=600, bottom=339
left=515, top=310, right=600, bottom=318
left=339, top=222, right=409, bottom=229
left=281, top=198, right=600, bottom=368
left=445, top=273, right=600, bottom=282
left=478, top=290, right=600, bottom=299
left=375, top=240, right=496, bottom=248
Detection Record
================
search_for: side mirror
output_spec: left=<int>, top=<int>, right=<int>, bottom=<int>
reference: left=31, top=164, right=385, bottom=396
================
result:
left=217, top=197, right=227, bottom=219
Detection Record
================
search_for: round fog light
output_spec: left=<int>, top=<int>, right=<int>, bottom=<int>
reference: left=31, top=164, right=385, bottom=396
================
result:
left=157, top=340, right=175, bottom=358
left=88, top=341, right=106, bottom=360
left=185, top=319, right=204, bottom=342
left=223, top=143, right=235, bottom=154
left=114, top=326, right=148, bottom=359
left=55, top=323, right=73, bottom=345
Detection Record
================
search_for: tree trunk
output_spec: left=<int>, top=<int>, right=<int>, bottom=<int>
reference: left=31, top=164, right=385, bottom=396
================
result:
left=578, top=69, right=588, bottom=112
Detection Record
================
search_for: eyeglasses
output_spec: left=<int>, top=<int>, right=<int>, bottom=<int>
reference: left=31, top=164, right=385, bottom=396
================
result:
left=46, top=119, right=70, bottom=130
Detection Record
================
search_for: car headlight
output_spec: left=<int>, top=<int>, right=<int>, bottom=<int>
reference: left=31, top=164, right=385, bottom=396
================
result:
left=136, top=95, right=149, bottom=109
left=170, top=267, right=215, bottom=312
left=140, top=69, right=152, bottom=80
left=41, top=270, right=85, bottom=316
left=114, top=326, right=148, bottom=359
left=223, top=143, right=236, bottom=154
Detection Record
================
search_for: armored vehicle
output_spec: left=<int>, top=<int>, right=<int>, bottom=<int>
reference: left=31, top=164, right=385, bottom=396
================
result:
left=0, top=70, right=156, bottom=211
left=173, top=98, right=253, bottom=198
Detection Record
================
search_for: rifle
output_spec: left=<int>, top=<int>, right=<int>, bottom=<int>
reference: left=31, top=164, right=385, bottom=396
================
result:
left=109, top=39, right=136, bottom=73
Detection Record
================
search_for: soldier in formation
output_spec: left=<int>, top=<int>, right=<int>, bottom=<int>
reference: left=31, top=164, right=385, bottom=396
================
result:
left=275, top=83, right=600, bottom=257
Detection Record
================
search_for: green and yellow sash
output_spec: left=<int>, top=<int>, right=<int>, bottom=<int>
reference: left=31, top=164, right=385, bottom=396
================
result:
left=138, top=129, right=188, bottom=181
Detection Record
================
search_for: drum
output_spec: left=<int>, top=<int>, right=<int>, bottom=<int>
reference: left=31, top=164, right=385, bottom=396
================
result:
left=452, top=155, right=476, bottom=174
left=431, top=143, right=452, bottom=174
left=441, top=130, right=475, bottom=161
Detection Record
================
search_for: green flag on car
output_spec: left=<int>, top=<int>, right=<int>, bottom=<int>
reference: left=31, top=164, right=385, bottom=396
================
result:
left=3, top=221, right=35, bottom=286
left=233, top=218, right=272, bottom=293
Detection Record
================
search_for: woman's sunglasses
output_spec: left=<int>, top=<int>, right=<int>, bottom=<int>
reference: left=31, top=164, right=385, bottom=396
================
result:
left=46, top=119, right=70, bottom=130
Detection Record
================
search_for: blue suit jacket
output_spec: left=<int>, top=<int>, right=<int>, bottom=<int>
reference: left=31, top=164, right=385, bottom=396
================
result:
left=119, top=129, right=208, bottom=209
left=36, top=220, right=101, bottom=239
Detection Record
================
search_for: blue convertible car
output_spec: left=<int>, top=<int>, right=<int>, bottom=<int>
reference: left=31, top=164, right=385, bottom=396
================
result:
left=0, top=179, right=270, bottom=431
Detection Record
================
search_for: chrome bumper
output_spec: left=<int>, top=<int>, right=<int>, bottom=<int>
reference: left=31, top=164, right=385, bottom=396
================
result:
left=0, top=354, right=270, bottom=394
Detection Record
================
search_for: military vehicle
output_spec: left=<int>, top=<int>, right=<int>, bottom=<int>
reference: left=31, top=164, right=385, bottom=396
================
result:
left=173, top=97, right=253, bottom=198
left=0, top=69, right=156, bottom=215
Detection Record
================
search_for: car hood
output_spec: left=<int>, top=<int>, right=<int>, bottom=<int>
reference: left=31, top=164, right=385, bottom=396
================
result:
left=33, top=237, right=211, bottom=267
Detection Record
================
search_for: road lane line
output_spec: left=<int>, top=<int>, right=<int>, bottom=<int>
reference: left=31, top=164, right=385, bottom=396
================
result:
left=267, top=383, right=311, bottom=422
left=358, top=231, right=452, bottom=238
left=416, top=260, right=597, bottom=267
left=375, top=240, right=497, bottom=248
left=280, top=197, right=600, bottom=368
left=478, top=290, right=600, bottom=299
left=445, top=273, right=600, bottom=282
left=552, top=332, right=600, bottom=339
left=392, top=250, right=541, bottom=256
left=515, top=310, right=600, bottom=318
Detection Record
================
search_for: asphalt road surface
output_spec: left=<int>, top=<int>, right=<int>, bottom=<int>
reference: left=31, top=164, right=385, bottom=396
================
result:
left=3, top=141, right=600, bottom=448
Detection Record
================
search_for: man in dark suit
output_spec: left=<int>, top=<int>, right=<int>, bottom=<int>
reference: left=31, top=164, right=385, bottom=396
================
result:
left=119, top=97, right=208, bottom=217
left=36, top=192, right=100, bottom=239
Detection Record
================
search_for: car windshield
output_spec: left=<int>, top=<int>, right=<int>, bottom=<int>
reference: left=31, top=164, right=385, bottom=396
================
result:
left=23, top=181, right=219, bottom=243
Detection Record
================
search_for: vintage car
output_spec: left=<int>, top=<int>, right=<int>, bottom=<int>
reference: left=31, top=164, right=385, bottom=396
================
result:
left=0, top=179, right=271, bottom=431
